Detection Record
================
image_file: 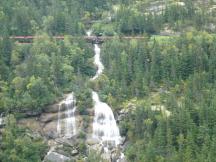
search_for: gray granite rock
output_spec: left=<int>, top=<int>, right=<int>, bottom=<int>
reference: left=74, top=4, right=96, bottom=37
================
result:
left=44, top=152, right=71, bottom=162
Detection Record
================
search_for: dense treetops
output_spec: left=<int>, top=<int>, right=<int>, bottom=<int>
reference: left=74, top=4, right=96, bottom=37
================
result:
left=0, top=115, right=47, bottom=162
left=98, top=31, right=216, bottom=161
left=0, top=34, right=95, bottom=113
left=1, top=0, right=216, bottom=36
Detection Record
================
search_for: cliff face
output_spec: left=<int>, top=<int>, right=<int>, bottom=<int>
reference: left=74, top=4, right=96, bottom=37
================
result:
left=17, top=97, right=86, bottom=161
left=17, top=93, right=127, bottom=162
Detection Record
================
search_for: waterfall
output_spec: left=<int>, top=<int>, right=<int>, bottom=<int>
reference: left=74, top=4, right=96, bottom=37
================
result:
left=0, top=114, right=3, bottom=126
left=45, top=94, right=77, bottom=161
left=57, top=105, right=62, bottom=135
left=88, top=29, right=122, bottom=147
left=91, top=44, right=104, bottom=80
left=86, top=30, right=92, bottom=37
left=57, top=93, right=77, bottom=138
left=92, top=91, right=121, bottom=146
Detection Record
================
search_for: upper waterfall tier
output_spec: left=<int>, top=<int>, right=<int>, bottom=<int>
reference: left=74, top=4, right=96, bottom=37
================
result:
left=91, top=44, right=104, bottom=80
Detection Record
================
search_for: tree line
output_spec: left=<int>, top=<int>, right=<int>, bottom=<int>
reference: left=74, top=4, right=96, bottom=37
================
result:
left=98, top=31, right=216, bottom=162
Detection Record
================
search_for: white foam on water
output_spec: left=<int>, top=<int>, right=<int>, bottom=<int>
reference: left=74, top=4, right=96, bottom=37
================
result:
left=92, top=91, right=121, bottom=146
left=91, top=44, right=104, bottom=80
left=57, top=93, right=77, bottom=138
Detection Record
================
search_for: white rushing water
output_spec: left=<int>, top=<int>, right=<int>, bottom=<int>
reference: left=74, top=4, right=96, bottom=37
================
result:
left=92, top=91, right=121, bottom=146
left=86, top=30, right=92, bottom=37
left=57, top=93, right=77, bottom=138
left=45, top=94, right=77, bottom=161
left=91, top=44, right=104, bottom=80
left=88, top=29, right=122, bottom=147
left=0, top=114, right=2, bottom=126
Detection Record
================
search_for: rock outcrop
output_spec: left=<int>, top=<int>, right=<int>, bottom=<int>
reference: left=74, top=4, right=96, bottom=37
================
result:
left=44, top=152, right=71, bottom=162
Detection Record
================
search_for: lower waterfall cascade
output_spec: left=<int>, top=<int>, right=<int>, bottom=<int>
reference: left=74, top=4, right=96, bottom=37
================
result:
left=92, top=91, right=121, bottom=146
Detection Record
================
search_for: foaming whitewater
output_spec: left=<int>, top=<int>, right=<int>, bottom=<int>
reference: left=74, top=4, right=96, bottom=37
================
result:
left=92, top=44, right=104, bottom=80
left=88, top=30, right=122, bottom=147
left=87, top=30, right=125, bottom=161
left=45, top=93, right=77, bottom=160
left=86, top=30, right=104, bottom=81
left=92, top=91, right=121, bottom=146
left=0, top=114, right=3, bottom=126
left=86, top=30, right=92, bottom=37
left=57, top=93, right=76, bottom=138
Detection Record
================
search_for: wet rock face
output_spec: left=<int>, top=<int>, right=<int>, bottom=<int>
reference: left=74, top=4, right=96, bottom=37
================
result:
left=42, top=123, right=61, bottom=139
left=40, top=103, right=73, bottom=124
left=18, top=93, right=84, bottom=140
left=16, top=92, right=127, bottom=162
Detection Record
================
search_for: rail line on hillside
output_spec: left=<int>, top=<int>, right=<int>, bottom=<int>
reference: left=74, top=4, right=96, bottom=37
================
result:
left=0, top=35, right=150, bottom=44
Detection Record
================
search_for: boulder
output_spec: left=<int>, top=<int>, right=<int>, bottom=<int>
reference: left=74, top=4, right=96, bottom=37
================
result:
left=55, top=138, right=77, bottom=147
left=86, top=138, right=100, bottom=146
left=44, top=152, right=71, bottom=162
left=71, top=149, right=79, bottom=156
left=55, top=149, right=71, bottom=157
left=46, top=131, right=58, bottom=139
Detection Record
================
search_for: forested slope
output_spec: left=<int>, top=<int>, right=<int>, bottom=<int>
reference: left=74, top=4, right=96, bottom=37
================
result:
left=99, top=31, right=216, bottom=162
